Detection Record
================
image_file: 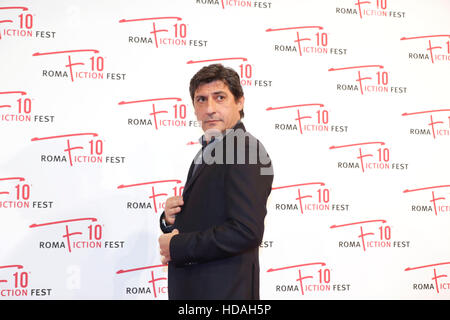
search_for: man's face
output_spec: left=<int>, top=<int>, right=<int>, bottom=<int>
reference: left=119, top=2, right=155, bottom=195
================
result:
left=193, top=80, right=244, bottom=135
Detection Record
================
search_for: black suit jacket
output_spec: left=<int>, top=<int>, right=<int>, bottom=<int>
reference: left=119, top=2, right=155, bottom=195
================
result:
left=160, top=122, right=273, bottom=300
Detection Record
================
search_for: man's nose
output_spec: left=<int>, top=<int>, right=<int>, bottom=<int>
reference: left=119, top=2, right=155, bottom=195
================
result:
left=206, top=97, right=217, bottom=114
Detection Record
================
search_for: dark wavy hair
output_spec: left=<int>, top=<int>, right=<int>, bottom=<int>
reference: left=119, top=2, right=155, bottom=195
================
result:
left=189, top=64, right=244, bottom=118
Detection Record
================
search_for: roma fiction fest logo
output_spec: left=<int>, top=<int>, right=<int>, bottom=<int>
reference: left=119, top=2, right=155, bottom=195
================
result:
left=335, top=0, right=406, bottom=19
left=187, top=57, right=272, bottom=88
left=117, top=179, right=183, bottom=213
left=119, top=97, right=198, bottom=129
left=405, top=261, right=450, bottom=294
left=402, top=108, right=450, bottom=139
left=328, top=64, right=407, bottom=95
left=265, top=25, right=348, bottom=57
left=0, top=91, right=55, bottom=124
left=330, top=219, right=411, bottom=251
left=270, top=182, right=350, bottom=215
left=265, top=103, right=348, bottom=135
left=0, top=265, right=52, bottom=298
left=401, top=34, right=450, bottom=64
left=0, top=5, right=56, bottom=40
left=32, top=49, right=126, bottom=82
left=195, top=0, right=272, bottom=10
left=403, top=185, right=450, bottom=216
left=267, top=262, right=351, bottom=296
left=120, top=16, right=208, bottom=48
left=0, top=177, right=54, bottom=210
left=30, top=132, right=126, bottom=167
left=330, top=141, right=409, bottom=173
left=29, top=217, right=125, bottom=253
left=116, top=264, right=167, bottom=298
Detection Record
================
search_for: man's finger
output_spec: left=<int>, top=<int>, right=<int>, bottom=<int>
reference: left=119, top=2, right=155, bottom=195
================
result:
left=166, top=206, right=181, bottom=216
left=167, top=202, right=183, bottom=212
left=161, top=255, right=170, bottom=265
left=168, top=196, right=184, bottom=206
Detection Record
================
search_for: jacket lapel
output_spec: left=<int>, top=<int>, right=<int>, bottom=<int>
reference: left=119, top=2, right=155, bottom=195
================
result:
left=182, top=161, right=206, bottom=197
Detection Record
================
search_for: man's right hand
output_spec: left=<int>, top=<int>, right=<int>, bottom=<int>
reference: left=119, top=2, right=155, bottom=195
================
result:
left=164, top=196, right=184, bottom=225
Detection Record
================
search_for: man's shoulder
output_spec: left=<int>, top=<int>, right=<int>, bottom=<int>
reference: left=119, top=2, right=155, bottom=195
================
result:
left=225, top=125, right=269, bottom=153
left=222, top=125, right=273, bottom=176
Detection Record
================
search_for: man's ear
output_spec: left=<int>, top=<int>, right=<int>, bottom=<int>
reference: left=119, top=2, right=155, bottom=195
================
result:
left=237, top=96, right=245, bottom=111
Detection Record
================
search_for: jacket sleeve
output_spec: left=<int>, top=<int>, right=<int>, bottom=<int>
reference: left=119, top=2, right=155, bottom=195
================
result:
left=160, top=211, right=175, bottom=234
left=169, top=158, right=273, bottom=266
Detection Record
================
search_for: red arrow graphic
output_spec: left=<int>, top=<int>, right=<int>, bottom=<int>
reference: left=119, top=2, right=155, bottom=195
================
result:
left=116, top=264, right=166, bottom=274
left=400, top=35, right=450, bottom=41
left=118, top=97, right=182, bottom=105
left=330, top=219, right=387, bottom=229
left=328, top=65, right=384, bottom=72
left=187, top=57, right=248, bottom=64
left=272, top=182, right=325, bottom=191
left=31, top=133, right=98, bottom=142
left=266, top=103, right=324, bottom=111
left=0, top=177, right=25, bottom=182
left=29, top=217, right=98, bottom=228
left=0, top=7, right=28, bottom=11
left=32, top=49, right=100, bottom=56
left=267, top=262, right=326, bottom=273
left=119, top=16, right=182, bottom=23
left=266, top=26, right=323, bottom=32
left=0, top=265, right=23, bottom=270
left=0, top=91, right=27, bottom=95
left=405, top=262, right=450, bottom=271
left=329, top=141, right=385, bottom=149
left=402, top=109, right=450, bottom=116
left=117, top=179, right=182, bottom=189
left=403, top=185, right=450, bottom=193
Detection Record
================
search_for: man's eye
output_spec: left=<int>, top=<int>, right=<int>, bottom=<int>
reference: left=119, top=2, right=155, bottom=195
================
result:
left=217, top=95, right=225, bottom=100
left=196, top=97, right=205, bottom=102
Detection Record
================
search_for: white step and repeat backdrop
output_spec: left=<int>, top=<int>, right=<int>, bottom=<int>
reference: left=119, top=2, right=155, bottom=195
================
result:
left=1, top=0, right=449, bottom=300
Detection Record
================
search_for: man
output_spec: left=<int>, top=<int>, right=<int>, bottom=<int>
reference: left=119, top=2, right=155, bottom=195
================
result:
left=158, top=64, right=274, bottom=300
